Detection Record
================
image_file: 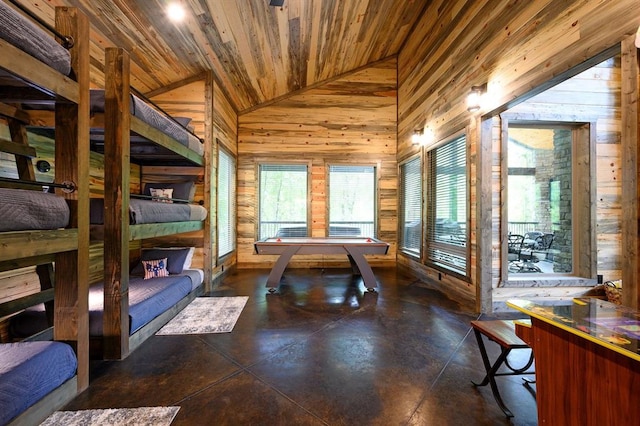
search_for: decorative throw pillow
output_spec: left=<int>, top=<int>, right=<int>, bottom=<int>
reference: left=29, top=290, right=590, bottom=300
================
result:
left=131, top=247, right=193, bottom=276
left=142, top=258, right=169, bottom=279
left=144, top=182, right=195, bottom=203
left=149, top=187, right=173, bottom=203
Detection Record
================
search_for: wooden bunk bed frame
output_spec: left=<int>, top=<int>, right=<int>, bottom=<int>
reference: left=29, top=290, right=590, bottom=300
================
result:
left=101, top=47, right=211, bottom=360
left=0, top=5, right=90, bottom=424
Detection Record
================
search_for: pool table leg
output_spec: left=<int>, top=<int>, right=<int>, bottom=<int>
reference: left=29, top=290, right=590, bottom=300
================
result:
left=344, top=246, right=378, bottom=292
left=266, top=245, right=301, bottom=289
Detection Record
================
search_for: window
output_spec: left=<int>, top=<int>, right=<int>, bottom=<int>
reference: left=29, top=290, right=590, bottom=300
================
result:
left=328, top=165, right=376, bottom=237
left=506, top=124, right=587, bottom=276
left=399, top=156, right=421, bottom=256
left=259, top=164, right=308, bottom=239
left=426, top=134, right=468, bottom=276
left=218, top=147, right=236, bottom=258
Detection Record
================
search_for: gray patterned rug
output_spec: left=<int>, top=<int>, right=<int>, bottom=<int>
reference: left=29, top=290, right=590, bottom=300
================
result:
left=41, top=406, right=180, bottom=425
left=156, top=296, right=249, bottom=335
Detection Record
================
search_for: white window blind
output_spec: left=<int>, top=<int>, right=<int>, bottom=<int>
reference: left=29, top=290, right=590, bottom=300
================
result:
left=399, top=156, right=421, bottom=256
left=218, top=148, right=236, bottom=258
left=328, top=165, right=375, bottom=237
left=259, top=164, right=308, bottom=239
left=426, top=135, right=468, bottom=276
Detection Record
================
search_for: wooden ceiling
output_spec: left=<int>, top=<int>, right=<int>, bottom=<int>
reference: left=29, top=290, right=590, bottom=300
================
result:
left=18, top=0, right=427, bottom=113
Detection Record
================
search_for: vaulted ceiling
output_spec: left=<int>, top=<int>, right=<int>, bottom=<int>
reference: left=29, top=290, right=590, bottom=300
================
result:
left=18, top=0, right=427, bottom=113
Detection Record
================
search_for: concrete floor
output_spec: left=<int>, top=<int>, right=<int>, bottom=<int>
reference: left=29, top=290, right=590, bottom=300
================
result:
left=64, top=267, right=538, bottom=425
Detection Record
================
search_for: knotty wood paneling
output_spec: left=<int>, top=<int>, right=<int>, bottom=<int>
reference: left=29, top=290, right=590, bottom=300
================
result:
left=398, top=0, right=639, bottom=310
left=237, top=58, right=397, bottom=269
left=17, top=0, right=424, bottom=112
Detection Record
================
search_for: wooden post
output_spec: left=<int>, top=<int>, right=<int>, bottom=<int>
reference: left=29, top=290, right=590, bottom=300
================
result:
left=103, top=47, right=131, bottom=359
left=621, top=35, right=639, bottom=309
left=53, top=6, right=90, bottom=391
left=204, top=72, right=215, bottom=292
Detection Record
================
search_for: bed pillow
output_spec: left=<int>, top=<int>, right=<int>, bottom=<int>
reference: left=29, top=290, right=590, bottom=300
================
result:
left=144, top=181, right=195, bottom=203
left=142, top=258, right=169, bottom=279
left=149, top=187, right=173, bottom=203
left=131, top=247, right=192, bottom=276
left=173, top=117, right=192, bottom=127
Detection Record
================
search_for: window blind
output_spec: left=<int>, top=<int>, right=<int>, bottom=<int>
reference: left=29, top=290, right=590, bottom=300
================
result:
left=218, top=148, right=236, bottom=258
left=259, top=164, right=308, bottom=239
left=426, top=135, right=468, bottom=276
left=399, top=156, right=421, bottom=256
left=328, top=165, right=375, bottom=237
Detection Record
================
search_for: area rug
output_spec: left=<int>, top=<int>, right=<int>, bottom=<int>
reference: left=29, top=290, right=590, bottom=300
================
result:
left=41, top=406, right=180, bottom=425
left=156, top=296, right=249, bottom=335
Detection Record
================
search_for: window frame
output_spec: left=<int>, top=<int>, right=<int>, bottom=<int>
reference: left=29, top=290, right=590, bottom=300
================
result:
left=500, top=115, right=596, bottom=285
left=257, top=161, right=312, bottom=240
left=424, top=130, right=470, bottom=279
left=326, top=162, right=379, bottom=238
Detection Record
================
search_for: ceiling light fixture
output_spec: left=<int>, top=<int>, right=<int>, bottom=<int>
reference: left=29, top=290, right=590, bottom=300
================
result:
left=467, top=83, right=487, bottom=112
left=269, top=0, right=285, bottom=6
left=167, top=3, right=186, bottom=22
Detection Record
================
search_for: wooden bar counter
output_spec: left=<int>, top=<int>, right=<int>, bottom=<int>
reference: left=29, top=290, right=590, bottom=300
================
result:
left=507, top=298, right=640, bottom=425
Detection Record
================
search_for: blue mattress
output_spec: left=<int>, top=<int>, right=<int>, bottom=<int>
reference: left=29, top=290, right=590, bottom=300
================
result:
left=89, top=274, right=193, bottom=335
left=0, top=341, right=77, bottom=425
left=10, top=274, right=196, bottom=338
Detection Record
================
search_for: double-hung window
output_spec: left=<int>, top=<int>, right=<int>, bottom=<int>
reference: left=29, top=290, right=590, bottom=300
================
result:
left=259, top=164, right=309, bottom=239
left=399, top=156, right=421, bottom=256
left=426, top=134, right=468, bottom=277
left=328, top=165, right=376, bottom=237
left=218, top=147, right=236, bottom=258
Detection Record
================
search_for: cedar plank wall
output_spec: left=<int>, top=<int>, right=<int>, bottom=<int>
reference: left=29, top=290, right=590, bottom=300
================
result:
left=397, top=0, right=640, bottom=311
left=236, top=58, right=397, bottom=269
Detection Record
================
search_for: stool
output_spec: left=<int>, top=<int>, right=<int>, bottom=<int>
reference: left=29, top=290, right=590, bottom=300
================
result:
left=470, top=319, right=535, bottom=418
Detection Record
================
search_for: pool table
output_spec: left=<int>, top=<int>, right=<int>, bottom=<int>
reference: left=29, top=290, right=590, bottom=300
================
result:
left=254, top=237, right=389, bottom=291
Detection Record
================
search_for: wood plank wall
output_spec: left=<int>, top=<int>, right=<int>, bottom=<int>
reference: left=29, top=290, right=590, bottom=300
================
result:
left=397, top=0, right=640, bottom=311
left=236, top=58, right=397, bottom=269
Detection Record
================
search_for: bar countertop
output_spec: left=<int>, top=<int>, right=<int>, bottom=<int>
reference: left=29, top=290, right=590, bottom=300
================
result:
left=506, top=297, right=640, bottom=362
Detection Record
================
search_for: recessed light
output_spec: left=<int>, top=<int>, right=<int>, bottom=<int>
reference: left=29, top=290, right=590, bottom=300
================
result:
left=167, top=3, right=186, bottom=22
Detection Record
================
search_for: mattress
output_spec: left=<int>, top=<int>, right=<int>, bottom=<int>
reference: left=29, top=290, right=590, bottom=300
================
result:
left=0, top=341, right=77, bottom=425
left=0, top=1, right=71, bottom=75
left=90, top=198, right=207, bottom=225
left=0, top=188, right=70, bottom=232
left=10, top=271, right=201, bottom=338
left=89, top=274, right=194, bottom=335
left=89, top=90, right=204, bottom=156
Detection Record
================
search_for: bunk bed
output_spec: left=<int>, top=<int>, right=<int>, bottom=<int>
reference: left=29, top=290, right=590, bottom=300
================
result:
left=98, top=47, right=208, bottom=359
left=5, top=46, right=208, bottom=361
left=0, top=2, right=89, bottom=425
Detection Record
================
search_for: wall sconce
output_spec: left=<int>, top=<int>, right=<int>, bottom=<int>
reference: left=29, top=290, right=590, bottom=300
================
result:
left=412, top=129, right=424, bottom=146
left=467, top=83, right=487, bottom=112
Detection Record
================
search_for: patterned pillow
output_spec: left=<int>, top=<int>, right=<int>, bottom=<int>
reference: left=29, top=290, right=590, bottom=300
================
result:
left=149, top=188, right=173, bottom=203
left=142, top=258, right=169, bottom=279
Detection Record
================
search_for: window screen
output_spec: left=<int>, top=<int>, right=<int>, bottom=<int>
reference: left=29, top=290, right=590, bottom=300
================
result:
left=259, top=164, right=308, bottom=239
left=328, top=165, right=375, bottom=237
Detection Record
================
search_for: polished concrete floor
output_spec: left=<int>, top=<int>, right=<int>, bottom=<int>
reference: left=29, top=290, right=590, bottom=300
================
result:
left=64, top=268, right=538, bottom=425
